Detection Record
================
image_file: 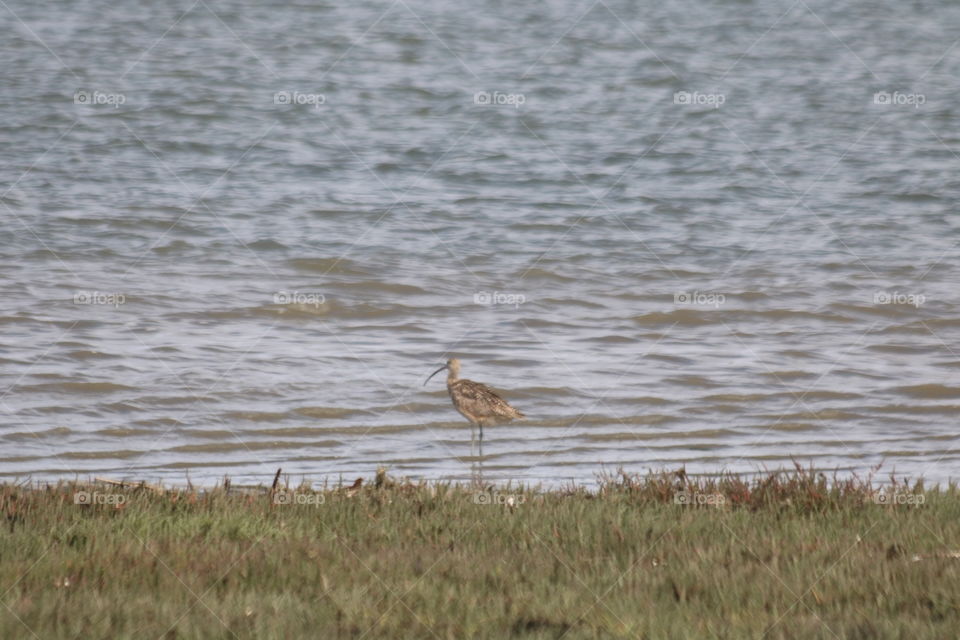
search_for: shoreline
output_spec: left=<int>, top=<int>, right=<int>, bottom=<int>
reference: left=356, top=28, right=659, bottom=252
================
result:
left=6, top=463, right=946, bottom=502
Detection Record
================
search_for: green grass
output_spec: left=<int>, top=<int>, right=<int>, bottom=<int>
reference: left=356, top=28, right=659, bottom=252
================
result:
left=2, top=466, right=959, bottom=639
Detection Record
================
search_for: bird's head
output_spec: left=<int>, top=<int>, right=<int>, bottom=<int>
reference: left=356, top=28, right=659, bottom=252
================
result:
left=424, top=358, right=460, bottom=385
left=447, top=358, right=461, bottom=376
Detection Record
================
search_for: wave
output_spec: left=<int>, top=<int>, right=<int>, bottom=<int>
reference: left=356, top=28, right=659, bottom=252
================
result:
left=288, top=257, right=371, bottom=276
left=892, top=384, right=960, bottom=399
left=170, top=440, right=342, bottom=454
left=19, top=382, right=135, bottom=394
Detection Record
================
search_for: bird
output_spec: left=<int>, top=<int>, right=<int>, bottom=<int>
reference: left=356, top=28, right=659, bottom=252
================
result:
left=423, top=358, right=524, bottom=451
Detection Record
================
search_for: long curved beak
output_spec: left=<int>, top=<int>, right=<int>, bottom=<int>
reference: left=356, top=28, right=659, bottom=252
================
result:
left=423, top=364, right=448, bottom=386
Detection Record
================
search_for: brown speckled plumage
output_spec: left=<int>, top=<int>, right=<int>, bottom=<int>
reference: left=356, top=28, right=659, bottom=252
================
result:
left=424, top=358, right=524, bottom=443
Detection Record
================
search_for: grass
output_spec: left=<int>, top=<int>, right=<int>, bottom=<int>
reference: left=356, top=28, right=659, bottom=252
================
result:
left=2, top=465, right=959, bottom=639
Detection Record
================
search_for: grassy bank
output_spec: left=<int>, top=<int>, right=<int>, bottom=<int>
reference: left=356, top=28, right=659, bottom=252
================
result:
left=2, top=466, right=959, bottom=639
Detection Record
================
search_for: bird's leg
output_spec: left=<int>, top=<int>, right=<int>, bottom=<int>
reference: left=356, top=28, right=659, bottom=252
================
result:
left=472, top=422, right=484, bottom=485
left=469, top=423, right=476, bottom=458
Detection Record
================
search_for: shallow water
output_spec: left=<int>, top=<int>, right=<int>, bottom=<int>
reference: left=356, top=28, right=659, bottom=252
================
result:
left=2, top=0, right=959, bottom=487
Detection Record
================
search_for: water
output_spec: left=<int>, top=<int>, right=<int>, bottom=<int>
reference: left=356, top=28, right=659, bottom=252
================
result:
left=2, top=0, right=959, bottom=487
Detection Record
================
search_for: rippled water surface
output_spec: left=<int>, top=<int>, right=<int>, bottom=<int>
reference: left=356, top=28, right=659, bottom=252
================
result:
left=2, top=0, right=960, bottom=487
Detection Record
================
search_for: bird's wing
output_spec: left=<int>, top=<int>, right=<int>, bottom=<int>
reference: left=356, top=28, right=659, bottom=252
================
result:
left=451, top=380, right=524, bottom=420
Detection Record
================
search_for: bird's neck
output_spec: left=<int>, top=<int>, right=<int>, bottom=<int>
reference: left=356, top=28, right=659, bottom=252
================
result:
left=446, top=370, right=459, bottom=385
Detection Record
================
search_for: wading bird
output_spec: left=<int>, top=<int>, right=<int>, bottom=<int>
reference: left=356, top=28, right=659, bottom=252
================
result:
left=423, top=358, right=524, bottom=451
